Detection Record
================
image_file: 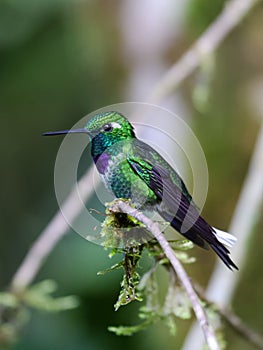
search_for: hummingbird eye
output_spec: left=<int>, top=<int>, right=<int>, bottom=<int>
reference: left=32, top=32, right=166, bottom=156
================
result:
left=103, top=124, right=113, bottom=132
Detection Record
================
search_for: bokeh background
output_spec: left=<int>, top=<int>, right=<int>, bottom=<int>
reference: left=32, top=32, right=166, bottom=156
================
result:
left=1, top=0, right=263, bottom=349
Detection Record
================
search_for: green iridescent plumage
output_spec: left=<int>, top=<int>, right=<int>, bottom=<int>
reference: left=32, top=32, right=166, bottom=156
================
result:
left=43, top=111, right=237, bottom=270
left=84, top=112, right=191, bottom=207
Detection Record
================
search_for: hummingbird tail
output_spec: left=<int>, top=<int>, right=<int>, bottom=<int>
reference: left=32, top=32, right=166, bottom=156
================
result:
left=159, top=210, right=238, bottom=270
left=213, top=228, right=237, bottom=248
left=209, top=242, right=238, bottom=270
left=210, top=228, right=238, bottom=270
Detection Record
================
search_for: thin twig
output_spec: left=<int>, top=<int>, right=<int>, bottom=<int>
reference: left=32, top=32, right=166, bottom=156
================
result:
left=11, top=167, right=95, bottom=291
left=148, top=0, right=259, bottom=103
left=109, top=200, right=220, bottom=350
left=181, top=122, right=263, bottom=349
left=220, top=308, right=263, bottom=350
left=194, top=284, right=263, bottom=350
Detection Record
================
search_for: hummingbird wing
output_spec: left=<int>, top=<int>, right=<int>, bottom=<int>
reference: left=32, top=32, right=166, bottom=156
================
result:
left=127, top=146, right=237, bottom=270
left=127, top=156, right=209, bottom=245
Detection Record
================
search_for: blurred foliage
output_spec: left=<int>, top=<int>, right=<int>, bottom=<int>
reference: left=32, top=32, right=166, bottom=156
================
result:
left=0, top=0, right=71, bottom=49
left=185, top=0, right=226, bottom=35
left=0, top=0, right=263, bottom=349
left=0, top=280, right=78, bottom=347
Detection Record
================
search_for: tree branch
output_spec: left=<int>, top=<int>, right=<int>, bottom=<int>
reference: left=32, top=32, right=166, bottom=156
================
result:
left=220, top=308, right=263, bottom=350
left=11, top=167, right=96, bottom=291
left=148, top=0, right=259, bottom=103
left=109, top=200, right=220, bottom=350
left=194, top=284, right=263, bottom=350
left=182, top=121, right=263, bottom=349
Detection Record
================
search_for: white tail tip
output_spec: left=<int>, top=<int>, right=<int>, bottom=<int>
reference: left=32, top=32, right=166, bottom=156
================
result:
left=213, top=228, right=237, bottom=248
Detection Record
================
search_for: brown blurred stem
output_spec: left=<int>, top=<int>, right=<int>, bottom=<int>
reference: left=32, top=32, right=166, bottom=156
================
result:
left=11, top=167, right=95, bottom=291
left=148, top=0, right=259, bottom=103
left=109, top=200, right=220, bottom=350
left=194, top=284, right=263, bottom=350
left=220, top=309, right=263, bottom=350
left=182, top=120, right=263, bottom=350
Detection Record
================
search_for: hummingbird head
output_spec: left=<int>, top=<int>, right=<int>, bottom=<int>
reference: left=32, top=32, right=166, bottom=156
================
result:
left=43, top=111, right=135, bottom=140
left=85, top=111, right=135, bottom=139
left=85, top=111, right=135, bottom=157
left=43, top=111, right=135, bottom=156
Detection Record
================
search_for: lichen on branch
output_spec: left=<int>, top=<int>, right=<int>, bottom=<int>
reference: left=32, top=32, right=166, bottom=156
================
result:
left=98, top=200, right=221, bottom=350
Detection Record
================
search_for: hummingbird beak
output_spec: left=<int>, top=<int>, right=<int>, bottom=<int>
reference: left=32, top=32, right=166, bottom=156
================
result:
left=42, top=128, right=88, bottom=136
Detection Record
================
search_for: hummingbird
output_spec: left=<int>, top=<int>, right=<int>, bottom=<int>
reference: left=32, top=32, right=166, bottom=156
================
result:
left=43, top=111, right=237, bottom=270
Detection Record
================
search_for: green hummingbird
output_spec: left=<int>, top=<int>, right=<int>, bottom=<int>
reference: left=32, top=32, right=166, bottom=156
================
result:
left=43, top=111, right=237, bottom=270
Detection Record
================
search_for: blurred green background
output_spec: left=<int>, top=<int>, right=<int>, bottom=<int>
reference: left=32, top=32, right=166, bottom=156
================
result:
left=1, top=0, right=263, bottom=349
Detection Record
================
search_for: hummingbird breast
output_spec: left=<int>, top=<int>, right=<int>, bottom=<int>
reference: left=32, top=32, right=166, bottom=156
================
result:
left=94, top=147, right=157, bottom=208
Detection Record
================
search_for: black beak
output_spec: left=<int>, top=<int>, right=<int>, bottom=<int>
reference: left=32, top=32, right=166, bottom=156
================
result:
left=42, top=128, right=88, bottom=136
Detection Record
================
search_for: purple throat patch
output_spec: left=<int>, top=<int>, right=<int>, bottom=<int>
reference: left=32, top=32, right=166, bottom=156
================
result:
left=94, top=153, right=110, bottom=174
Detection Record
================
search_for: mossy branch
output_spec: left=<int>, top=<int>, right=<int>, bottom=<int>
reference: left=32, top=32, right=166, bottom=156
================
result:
left=108, top=199, right=220, bottom=350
